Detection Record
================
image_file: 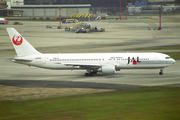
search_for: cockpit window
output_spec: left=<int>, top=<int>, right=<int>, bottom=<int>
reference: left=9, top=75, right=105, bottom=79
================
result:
left=165, top=57, right=171, bottom=59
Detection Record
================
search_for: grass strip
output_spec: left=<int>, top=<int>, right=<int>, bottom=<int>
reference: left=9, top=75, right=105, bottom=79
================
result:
left=135, top=45, right=180, bottom=51
left=132, top=45, right=180, bottom=60
left=0, top=86, right=180, bottom=120
left=163, top=52, right=180, bottom=60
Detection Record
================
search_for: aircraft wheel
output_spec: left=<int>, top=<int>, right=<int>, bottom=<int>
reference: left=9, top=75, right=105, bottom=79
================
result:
left=93, top=72, right=97, bottom=75
left=159, top=69, right=163, bottom=75
left=89, top=72, right=93, bottom=76
left=85, top=72, right=94, bottom=77
left=159, top=71, right=163, bottom=75
left=85, top=73, right=89, bottom=76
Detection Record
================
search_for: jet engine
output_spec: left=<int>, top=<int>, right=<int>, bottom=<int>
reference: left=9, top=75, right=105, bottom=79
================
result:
left=99, top=65, right=116, bottom=74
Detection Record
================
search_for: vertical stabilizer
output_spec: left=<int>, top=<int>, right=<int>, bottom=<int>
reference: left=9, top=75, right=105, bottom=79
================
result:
left=6, top=28, right=41, bottom=56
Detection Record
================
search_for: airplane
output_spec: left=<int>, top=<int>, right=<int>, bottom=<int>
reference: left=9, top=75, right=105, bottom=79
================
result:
left=6, top=28, right=176, bottom=76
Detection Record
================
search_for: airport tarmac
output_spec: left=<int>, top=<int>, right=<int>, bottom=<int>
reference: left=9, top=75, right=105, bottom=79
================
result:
left=0, top=15, right=180, bottom=100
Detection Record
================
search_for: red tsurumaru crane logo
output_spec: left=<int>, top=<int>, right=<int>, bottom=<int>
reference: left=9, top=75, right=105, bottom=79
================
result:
left=12, top=35, right=23, bottom=45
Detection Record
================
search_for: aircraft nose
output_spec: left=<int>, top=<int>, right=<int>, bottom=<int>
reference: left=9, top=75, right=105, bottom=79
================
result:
left=172, top=59, right=176, bottom=64
left=169, top=59, right=176, bottom=64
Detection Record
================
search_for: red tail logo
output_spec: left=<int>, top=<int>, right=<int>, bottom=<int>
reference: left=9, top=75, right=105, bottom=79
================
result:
left=12, top=35, right=23, bottom=46
left=132, top=60, right=137, bottom=65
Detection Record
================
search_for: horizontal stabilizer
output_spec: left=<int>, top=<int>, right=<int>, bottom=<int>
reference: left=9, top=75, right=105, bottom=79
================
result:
left=12, top=58, right=33, bottom=62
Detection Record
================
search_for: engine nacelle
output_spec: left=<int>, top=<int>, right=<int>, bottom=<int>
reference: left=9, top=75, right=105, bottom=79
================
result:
left=99, top=65, right=116, bottom=74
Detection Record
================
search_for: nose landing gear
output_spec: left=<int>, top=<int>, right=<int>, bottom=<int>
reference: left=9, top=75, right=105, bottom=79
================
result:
left=159, top=69, right=163, bottom=75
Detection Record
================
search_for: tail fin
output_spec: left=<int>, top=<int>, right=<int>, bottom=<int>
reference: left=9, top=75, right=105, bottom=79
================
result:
left=6, top=28, right=41, bottom=57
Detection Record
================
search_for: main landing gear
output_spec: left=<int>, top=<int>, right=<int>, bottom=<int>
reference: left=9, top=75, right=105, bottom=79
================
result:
left=85, top=69, right=97, bottom=76
left=159, top=69, right=163, bottom=75
left=85, top=71, right=97, bottom=76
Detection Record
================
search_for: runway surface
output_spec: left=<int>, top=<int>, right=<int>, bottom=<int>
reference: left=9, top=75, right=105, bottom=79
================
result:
left=0, top=80, right=142, bottom=89
left=1, top=16, right=180, bottom=91
left=0, top=55, right=180, bottom=89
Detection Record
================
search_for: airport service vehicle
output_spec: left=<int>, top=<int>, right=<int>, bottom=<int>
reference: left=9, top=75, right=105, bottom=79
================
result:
left=65, top=22, right=78, bottom=31
left=0, top=18, right=9, bottom=24
left=75, top=28, right=88, bottom=33
left=13, top=22, right=23, bottom=25
left=6, top=28, right=176, bottom=76
left=62, top=19, right=78, bottom=23
left=65, top=22, right=91, bottom=31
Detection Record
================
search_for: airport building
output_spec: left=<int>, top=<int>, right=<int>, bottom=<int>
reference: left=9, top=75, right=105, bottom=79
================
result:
left=128, top=5, right=180, bottom=14
left=0, top=0, right=91, bottom=17
left=128, top=0, right=180, bottom=14
left=0, top=0, right=179, bottom=17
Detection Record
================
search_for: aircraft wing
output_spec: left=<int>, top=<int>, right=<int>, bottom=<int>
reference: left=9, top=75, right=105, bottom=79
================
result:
left=55, top=62, right=102, bottom=68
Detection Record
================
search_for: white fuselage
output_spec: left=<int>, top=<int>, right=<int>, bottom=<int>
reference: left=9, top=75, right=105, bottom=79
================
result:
left=13, top=52, right=175, bottom=71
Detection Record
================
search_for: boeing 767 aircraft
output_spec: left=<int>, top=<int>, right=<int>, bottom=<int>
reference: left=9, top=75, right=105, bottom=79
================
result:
left=6, top=28, right=175, bottom=76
